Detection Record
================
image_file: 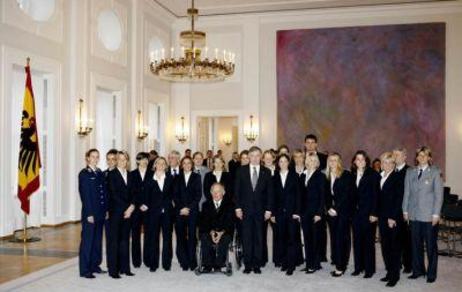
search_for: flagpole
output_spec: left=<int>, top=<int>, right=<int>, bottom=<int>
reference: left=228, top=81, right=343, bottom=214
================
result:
left=9, top=56, right=41, bottom=244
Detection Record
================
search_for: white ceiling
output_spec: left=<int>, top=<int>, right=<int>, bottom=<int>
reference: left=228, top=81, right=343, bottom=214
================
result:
left=153, top=0, right=450, bottom=17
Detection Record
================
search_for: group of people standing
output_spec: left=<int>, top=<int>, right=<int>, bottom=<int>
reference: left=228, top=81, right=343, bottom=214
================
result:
left=78, top=134, right=443, bottom=287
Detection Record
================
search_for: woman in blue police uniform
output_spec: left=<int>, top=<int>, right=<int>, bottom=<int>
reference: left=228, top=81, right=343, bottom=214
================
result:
left=78, top=149, right=108, bottom=278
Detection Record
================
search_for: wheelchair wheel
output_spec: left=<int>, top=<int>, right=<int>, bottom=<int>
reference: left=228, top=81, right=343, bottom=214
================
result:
left=234, top=237, right=243, bottom=270
left=194, top=267, right=202, bottom=276
left=225, top=263, right=233, bottom=277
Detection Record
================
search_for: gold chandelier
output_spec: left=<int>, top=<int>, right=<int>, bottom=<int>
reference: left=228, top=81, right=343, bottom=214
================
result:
left=149, top=0, right=235, bottom=82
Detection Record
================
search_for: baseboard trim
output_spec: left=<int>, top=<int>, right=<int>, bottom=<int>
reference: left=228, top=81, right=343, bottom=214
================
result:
left=0, top=220, right=81, bottom=240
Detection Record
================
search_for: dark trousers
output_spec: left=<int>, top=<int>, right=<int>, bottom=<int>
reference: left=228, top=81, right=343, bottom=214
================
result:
left=145, top=210, right=173, bottom=270
left=79, top=219, right=104, bottom=276
left=400, top=221, right=412, bottom=271
left=352, top=216, right=376, bottom=275
left=327, top=215, right=351, bottom=271
left=200, top=233, right=232, bottom=268
left=410, top=221, right=439, bottom=280
left=301, top=216, right=321, bottom=270
left=319, top=217, right=328, bottom=262
left=131, top=209, right=144, bottom=267
left=241, top=213, right=264, bottom=269
left=293, top=221, right=304, bottom=266
left=379, top=218, right=401, bottom=281
left=107, top=214, right=131, bottom=276
left=276, top=214, right=298, bottom=271
left=175, top=211, right=198, bottom=269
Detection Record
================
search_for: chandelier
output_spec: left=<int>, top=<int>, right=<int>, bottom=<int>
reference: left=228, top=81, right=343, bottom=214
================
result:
left=149, top=0, right=235, bottom=82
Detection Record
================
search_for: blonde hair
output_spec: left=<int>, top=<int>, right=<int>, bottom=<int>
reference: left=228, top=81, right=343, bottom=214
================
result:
left=305, top=153, right=320, bottom=170
left=380, top=151, right=395, bottom=164
left=325, top=153, right=343, bottom=179
left=212, top=155, right=227, bottom=171
left=153, top=156, right=168, bottom=171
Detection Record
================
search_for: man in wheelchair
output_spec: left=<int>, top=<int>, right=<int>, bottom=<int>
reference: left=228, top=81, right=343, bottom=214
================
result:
left=197, top=183, right=235, bottom=274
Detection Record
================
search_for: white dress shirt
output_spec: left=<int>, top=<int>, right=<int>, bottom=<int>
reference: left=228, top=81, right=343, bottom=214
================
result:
left=250, top=164, right=260, bottom=178
left=213, top=170, right=223, bottom=183
left=184, top=171, right=192, bottom=185
left=118, top=167, right=128, bottom=185
left=139, top=168, right=147, bottom=181
left=170, top=166, right=180, bottom=176
left=356, top=170, right=363, bottom=187
left=214, top=199, right=222, bottom=210
left=380, top=171, right=392, bottom=189
left=154, top=172, right=166, bottom=191
left=280, top=170, right=289, bottom=188
left=330, top=174, right=336, bottom=195
left=304, top=169, right=315, bottom=186
left=396, top=163, right=406, bottom=172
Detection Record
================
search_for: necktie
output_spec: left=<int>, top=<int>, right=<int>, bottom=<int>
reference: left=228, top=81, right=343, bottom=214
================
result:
left=173, top=168, right=177, bottom=176
left=196, top=169, right=200, bottom=174
left=251, top=167, right=258, bottom=191
left=215, top=202, right=220, bottom=209
left=418, top=168, right=423, bottom=180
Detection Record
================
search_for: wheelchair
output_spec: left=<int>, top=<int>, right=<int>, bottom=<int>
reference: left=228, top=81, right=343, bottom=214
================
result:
left=232, top=225, right=244, bottom=270
left=194, top=235, right=233, bottom=276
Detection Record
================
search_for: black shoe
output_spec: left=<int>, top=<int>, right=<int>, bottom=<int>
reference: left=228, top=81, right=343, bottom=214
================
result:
left=253, top=267, right=261, bottom=274
left=123, top=272, right=135, bottom=276
left=281, top=266, right=287, bottom=272
left=243, top=267, right=252, bottom=274
left=427, top=278, right=435, bottom=283
left=300, top=267, right=308, bottom=272
left=163, top=266, right=171, bottom=271
left=408, top=274, right=423, bottom=279
left=203, top=267, right=212, bottom=273
left=182, top=266, right=189, bottom=271
left=351, top=270, right=361, bottom=276
left=306, top=269, right=316, bottom=274
left=133, top=265, right=141, bottom=268
left=149, top=267, right=157, bottom=272
left=386, top=280, right=398, bottom=287
left=321, top=257, right=328, bottom=262
left=82, top=274, right=95, bottom=279
left=109, top=274, right=121, bottom=279
left=331, top=270, right=344, bottom=277
left=286, top=269, right=294, bottom=276
left=364, top=273, right=374, bottom=278
left=380, top=276, right=389, bottom=282
left=402, top=268, right=412, bottom=274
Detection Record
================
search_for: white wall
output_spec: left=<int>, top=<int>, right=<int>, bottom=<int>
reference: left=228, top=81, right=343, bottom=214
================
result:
left=0, top=0, right=174, bottom=237
left=171, top=2, right=462, bottom=196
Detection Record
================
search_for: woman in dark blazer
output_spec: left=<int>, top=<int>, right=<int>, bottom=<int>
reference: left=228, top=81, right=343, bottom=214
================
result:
left=299, top=153, right=326, bottom=274
left=106, top=151, right=135, bottom=279
left=203, top=156, right=233, bottom=203
left=273, top=154, right=301, bottom=275
left=174, top=156, right=202, bottom=271
left=350, top=151, right=380, bottom=278
left=325, top=153, right=353, bottom=277
left=262, top=150, right=277, bottom=267
left=377, top=152, right=403, bottom=287
left=141, top=156, right=174, bottom=272
left=129, top=152, right=151, bottom=268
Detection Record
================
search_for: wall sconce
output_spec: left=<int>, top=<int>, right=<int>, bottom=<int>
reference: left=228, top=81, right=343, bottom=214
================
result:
left=175, top=116, right=188, bottom=144
left=76, top=98, right=93, bottom=136
left=136, top=110, right=149, bottom=140
left=243, top=115, right=258, bottom=143
left=223, top=134, right=232, bottom=146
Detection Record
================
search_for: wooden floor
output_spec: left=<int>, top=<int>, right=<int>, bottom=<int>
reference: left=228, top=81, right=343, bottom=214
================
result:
left=0, top=223, right=81, bottom=284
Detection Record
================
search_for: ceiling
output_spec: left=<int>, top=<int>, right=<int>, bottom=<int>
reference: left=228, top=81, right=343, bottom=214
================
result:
left=153, top=0, right=451, bottom=17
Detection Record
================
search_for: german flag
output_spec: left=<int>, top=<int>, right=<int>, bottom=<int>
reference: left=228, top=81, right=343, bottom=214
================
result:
left=17, top=58, right=41, bottom=215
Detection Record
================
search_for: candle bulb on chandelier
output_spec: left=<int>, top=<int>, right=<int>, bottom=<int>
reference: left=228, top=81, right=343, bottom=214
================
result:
left=161, top=48, right=165, bottom=59
left=223, top=50, right=227, bottom=62
left=170, top=47, right=174, bottom=59
left=204, top=47, right=208, bottom=59
left=215, top=48, right=218, bottom=60
left=150, top=52, right=154, bottom=63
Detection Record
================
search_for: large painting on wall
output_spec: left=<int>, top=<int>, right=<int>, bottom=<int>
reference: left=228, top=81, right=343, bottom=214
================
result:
left=277, top=23, right=445, bottom=169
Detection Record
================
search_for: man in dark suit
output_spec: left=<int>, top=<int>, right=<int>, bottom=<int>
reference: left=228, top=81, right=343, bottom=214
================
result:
left=199, top=183, right=235, bottom=272
left=393, top=148, right=412, bottom=274
left=228, top=151, right=240, bottom=180
left=234, top=146, right=274, bottom=274
left=304, top=134, right=328, bottom=262
left=78, top=149, right=108, bottom=278
left=203, top=150, right=214, bottom=169
left=147, top=150, right=158, bottom=172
